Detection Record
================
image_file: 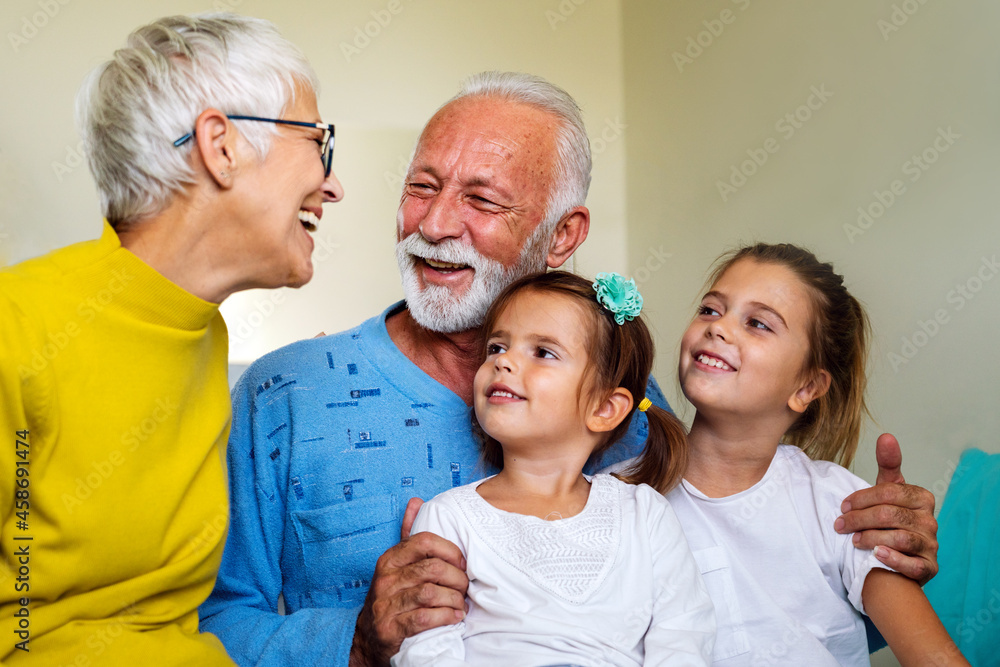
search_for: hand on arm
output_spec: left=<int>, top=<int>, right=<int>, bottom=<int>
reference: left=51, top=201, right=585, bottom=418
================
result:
left=836, top=433, right=939, bottom=584
left=863, top=569, right=968, bottom=666
left=349, top=501, right=469, bottom=667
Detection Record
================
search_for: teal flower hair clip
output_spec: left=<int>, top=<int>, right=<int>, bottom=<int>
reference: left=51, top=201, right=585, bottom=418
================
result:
left=592, top=272, right=643, bottom=325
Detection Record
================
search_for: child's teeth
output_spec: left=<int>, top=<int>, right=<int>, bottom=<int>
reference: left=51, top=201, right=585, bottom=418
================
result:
left=698, top=354, right=731, bottom=370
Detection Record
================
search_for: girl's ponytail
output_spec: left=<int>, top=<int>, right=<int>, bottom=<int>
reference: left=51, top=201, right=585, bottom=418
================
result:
left=615, top=405, right=688, bottom=493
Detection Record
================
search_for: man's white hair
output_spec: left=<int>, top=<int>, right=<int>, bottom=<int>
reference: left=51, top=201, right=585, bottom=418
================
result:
left=447, top=71, right=592, bottom=234
left=76, top=13, right=319, bottom=227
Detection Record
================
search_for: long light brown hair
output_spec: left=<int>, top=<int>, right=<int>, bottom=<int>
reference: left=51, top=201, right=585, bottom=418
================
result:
left=706, top=244, right=871, bottom=466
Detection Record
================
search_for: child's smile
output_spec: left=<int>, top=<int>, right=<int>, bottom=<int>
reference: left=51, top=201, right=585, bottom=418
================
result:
left=473, top=290, right=597, bottom=452
left=679, top=258, right=820, bottom=423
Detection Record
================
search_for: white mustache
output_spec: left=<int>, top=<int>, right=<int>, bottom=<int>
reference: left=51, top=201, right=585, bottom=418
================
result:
left=397, top=235, right=488, bottom=269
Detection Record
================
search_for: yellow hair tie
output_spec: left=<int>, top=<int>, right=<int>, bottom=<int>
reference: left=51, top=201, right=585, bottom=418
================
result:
left=638, top=397, right=652, bottom=412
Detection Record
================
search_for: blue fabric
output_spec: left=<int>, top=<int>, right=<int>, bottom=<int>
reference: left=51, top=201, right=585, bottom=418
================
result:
left=199, top=301, right=666, bottom=667
left=924, top=448, right=1000, bottom=667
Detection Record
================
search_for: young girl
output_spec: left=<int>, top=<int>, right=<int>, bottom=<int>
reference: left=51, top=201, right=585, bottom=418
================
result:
left=392, top=271, right=715, bottom=666
left=635, top=243, right=967, bottom=666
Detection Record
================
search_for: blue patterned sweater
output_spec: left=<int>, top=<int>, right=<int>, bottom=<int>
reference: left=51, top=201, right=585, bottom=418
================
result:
left=199, top=301, right=667, bottom=666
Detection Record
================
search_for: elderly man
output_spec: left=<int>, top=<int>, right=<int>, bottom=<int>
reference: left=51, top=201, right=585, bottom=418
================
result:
left=0, top=14, right=341, bottom=665
left=201, top=72, right=938, bottom=666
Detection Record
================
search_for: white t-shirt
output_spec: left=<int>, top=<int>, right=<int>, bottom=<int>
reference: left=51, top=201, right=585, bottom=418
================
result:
left=665, top=445, right=891, bottom=666
left=391, top=474, right=716, bottom=667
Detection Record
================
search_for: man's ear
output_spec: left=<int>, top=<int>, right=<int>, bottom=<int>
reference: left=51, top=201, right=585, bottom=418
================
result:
left=546, top=206, right=590, bottom=268
left=193, top=108, right=238, bottom=189
left=788, top=369, right=832, bottom=414
left=586, top=386, right=633, bottom=433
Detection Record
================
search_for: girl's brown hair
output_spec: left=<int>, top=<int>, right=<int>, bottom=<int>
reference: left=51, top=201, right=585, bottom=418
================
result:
left=706, top=243, right=871, bottom=467
left=474, top=271, right=687, bottom=493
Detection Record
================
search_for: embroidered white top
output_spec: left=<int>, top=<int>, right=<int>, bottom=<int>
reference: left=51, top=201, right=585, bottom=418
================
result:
left=391, top=474, right=715, bottom=667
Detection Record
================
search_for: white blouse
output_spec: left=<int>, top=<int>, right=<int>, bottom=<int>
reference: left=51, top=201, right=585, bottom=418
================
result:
left=391, top=474, right=715, bottom=667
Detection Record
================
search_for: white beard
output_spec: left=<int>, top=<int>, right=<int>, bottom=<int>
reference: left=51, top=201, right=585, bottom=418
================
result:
left=395, top=223, right=553, bottom=333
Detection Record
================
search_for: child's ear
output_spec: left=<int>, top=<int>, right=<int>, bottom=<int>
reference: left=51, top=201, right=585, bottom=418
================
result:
left=788, top=369, right=832, bottom=414
left=586, top=387, right=633, bottom=433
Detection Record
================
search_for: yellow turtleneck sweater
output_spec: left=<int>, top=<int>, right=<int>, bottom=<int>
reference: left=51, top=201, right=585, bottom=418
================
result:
left=0, top=221, right=233, bottom=664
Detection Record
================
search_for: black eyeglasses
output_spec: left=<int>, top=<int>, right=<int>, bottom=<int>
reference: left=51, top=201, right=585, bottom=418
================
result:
left=173, top=115, right=335, bottom=177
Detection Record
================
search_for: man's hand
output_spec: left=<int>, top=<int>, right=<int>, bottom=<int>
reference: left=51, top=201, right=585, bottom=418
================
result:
left=401, top=497, right=423, bottom=540
left=835, top=433, right=939, bottom=585
left=349, top=501, right=469, bottom=667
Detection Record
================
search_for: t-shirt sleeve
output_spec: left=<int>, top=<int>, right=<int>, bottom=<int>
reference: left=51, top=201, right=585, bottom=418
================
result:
left=410, top=494, right=469, bottom=560
left=391, top=496, right=470, bottom=667
left=640, top=485, right=716, bottom=666
left=812, top=461, right=895, bottom=616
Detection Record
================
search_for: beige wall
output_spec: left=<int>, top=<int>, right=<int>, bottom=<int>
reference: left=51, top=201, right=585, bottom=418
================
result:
left=2, top=2, right=996, bottom=663
left=4, top=0, right=998, bottom=552
left=622, top=6, right=999, bottom=663
left=0, top=0, right=629, bottom=360
left=623, top=0, right=1000, bottom=495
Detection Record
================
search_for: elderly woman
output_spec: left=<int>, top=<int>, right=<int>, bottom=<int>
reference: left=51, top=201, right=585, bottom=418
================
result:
left=0, top=14, right=341, bottom=664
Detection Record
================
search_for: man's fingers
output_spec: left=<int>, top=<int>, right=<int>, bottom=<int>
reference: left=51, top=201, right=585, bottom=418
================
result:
left=371, top=554, right=469, bottom=610
left=870, top=545, right=938, bottom=586
left=397, top=604, right=467, bottom=639
left=369, top=599, right=466, bottom=657
left=850, top=527, right=938, bottom=560
left=401, top=497, right=424, bottom=540
left=403, top=581, right=468, bottom=616
left=369, top=583, right=467, bottom=651
left=840, top=482, right=934, bottom=515
left=836, top=502, right=937, bottom=536
left=396, top=556, right=470, bottom=596
left=874, top=432, right=905, bottom=486
left=379, top=531, right=468, bottom=572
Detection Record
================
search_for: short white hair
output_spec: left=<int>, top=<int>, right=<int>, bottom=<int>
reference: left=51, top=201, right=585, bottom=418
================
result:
left=448, top=71, right=592, bottom=231
left=76, top=13, right=319, bottom=227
